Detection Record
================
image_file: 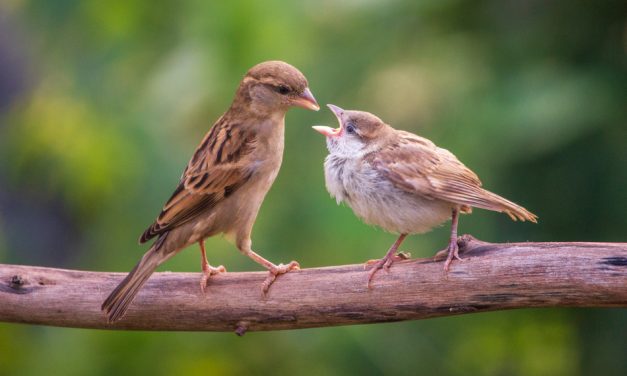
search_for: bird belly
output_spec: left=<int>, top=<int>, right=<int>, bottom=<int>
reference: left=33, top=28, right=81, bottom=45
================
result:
left=343, top=166, right=452, bottom=234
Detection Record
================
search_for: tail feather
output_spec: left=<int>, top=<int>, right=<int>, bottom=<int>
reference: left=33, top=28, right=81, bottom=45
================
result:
left=474, top=189, right=538, bottom=223
left=102, top=245, right=165, bottom=323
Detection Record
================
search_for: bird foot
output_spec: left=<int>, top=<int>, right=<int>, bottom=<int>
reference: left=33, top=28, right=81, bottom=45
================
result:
left=364, top=252, right=410, bottom=270
left=441, top=239, right=464, bottom=271
left=261, top=261, right=300, bottom=295
left=364, top=252, right=410, bottom=288
left=200, top=264, right=227, bottom=293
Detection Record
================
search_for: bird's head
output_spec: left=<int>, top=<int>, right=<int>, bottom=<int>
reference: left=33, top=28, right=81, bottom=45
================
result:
left=313, top=104, right=389, bottom=156
left=238, top=61, right=319, bottom=113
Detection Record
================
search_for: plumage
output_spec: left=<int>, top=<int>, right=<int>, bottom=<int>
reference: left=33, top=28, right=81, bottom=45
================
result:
left=102, top=61, right=319, bottom=323
left=367, top=131, right=537, bottom=223
left=139, top=117, right=258, bottom=243
left=313, top=105, right=536, bottom=286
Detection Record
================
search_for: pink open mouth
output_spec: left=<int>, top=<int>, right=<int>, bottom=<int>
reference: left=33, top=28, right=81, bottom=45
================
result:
left=312, top=104, right=344, bottom=137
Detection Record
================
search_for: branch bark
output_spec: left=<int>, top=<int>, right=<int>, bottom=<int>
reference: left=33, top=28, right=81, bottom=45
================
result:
left=1, top=236, right=626, bottom=334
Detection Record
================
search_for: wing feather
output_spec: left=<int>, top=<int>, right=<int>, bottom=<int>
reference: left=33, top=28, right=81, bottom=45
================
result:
left=369, top=132, right=537, bottom=222
left=139, top=118, right=258, bottom=243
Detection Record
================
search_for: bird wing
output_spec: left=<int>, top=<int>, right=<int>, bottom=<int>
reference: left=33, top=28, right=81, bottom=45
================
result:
left=368, top=131, right=537, bottom=222
left=367, top=131, right=485, bottom=207
left=139, top=117, right=258, bottom=243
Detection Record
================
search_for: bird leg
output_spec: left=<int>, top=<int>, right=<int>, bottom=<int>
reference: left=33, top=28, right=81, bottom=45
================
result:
left=240, top=247, right=300, bottom=295
left=443, top=208, right=463, bottom=271
left=199, top=240, right=226, bottom=293
left=365, top=234, right=408, bottom=288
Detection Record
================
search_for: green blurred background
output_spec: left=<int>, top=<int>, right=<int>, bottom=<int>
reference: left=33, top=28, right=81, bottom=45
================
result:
left=1, top=0, right=626, bottom=374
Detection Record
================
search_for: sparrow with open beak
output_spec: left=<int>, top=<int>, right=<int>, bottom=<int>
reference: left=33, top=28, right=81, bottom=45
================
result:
left=314, top=105, right=537, bottom=286
left=102, top=61, right=319, bottom=322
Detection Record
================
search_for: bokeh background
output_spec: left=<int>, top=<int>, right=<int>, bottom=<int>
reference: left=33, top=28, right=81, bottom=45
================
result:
left=1, top=0, right=626, bottom=375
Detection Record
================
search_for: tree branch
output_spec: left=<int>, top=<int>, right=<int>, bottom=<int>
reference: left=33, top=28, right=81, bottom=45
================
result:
left=1, top=236, right=626, bottom=334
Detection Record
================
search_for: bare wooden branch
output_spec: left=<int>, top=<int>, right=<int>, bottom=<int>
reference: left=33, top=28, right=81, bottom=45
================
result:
left=1, top=236, right=626, bottom=333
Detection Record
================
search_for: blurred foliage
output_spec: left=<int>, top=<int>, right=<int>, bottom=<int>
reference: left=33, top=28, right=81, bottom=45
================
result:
left=0, top=0, right=626, bottom=375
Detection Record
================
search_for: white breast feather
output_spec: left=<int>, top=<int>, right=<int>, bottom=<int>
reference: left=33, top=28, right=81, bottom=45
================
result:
left=323, top=154, right=452, bottom=234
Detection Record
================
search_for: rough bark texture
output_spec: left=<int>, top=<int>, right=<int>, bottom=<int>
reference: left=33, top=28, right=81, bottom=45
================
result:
left=1, top=236, right=626, bottom=334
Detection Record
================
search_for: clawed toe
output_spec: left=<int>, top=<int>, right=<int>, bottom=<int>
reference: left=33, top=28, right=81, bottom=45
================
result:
left=200, top=265, right=227, bottom=293
left=367, top=260, right=387, bottom=288
left=261, top=261, right=300, bottom=295
left=364, top=252, right=410, bottom=270
left=443, top=241, right=464, bottom=272
left=366, top=252, right=410, bottom=288
left=365, top=235, right=410, bottom=289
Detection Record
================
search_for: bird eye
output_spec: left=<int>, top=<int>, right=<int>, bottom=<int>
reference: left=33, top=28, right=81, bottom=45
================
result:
left=346, top=124, right=356, bottom=134
left=276, top=85, right=290, bottom=95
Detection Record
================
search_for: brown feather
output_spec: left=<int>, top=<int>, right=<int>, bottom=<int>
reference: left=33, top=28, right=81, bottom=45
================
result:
left=139, top=115, right=258, bottom=244
left=102, top=236, right=170, bottom=322
left=370, top=131, right=537, bottom=223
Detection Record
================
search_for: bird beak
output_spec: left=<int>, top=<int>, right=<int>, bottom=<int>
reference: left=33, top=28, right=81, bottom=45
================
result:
left=327, top=104, right=345, bottom=120
left=312, top=125, right=339, bottom=137
left=292, top=87, right=320, bottom=111
left=312, top=104, right=345, bottom=137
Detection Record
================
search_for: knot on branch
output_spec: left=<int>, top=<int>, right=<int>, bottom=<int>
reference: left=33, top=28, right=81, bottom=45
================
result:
left=9, top=275, right=25, bottom=289
left=457, top=234, right=478, bottom=251
left=235, top=321, right=249, bottom=336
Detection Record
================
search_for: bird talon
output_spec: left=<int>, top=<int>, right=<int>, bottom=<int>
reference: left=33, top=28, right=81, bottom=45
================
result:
left=365, top=235, right=409, bottom=288
left=443, top=258, right=452, bottom=272
left=261, top=261, right=300, bottom=295
left=442, top=239, right=462, bottom=272
left=366, top=254, right=402, bottom=287
left=367, top=262, right=385, bottom=289
left=200, top=264, right=227, bottom=293
left=261, top=274, right=276, bottom=295
left=383, top=259, right=394, bottom=271
left=200, top=278, right=207, bottom=293
left=365, top=252, right=408, bottom=271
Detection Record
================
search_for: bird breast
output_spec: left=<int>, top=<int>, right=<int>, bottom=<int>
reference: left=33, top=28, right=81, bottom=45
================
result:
left=324, top=154, right=452, bottom=234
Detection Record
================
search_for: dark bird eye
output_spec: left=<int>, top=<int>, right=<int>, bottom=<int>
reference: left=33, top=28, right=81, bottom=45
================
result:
left=346, top=124, right=356, bottom=134
left=276, top=85, right=290, bottom=95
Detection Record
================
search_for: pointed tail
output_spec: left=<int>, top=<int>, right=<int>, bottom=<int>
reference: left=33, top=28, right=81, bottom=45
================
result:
left=102, top=241, right=168, bottom=323
left=476, top=189, right=538, bottom=223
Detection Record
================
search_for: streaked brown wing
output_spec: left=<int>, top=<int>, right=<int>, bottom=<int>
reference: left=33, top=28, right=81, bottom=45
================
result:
left=369, top=131, right=487, bottom=208
left=139, top=118, right=257, bottom=243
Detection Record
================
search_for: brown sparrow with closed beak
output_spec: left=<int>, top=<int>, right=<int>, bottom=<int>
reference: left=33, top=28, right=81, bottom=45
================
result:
left=313, top=105, right=537, bottom=286
left=102, top=61, right=319, bottom=322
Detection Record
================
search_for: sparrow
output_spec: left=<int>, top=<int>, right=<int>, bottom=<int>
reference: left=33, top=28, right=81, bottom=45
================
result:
left=102, top=61, right=319, bottom=322
left=313, top=105, right=537, bottom=286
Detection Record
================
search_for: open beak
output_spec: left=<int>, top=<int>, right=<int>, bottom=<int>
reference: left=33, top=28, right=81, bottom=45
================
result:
left=327, top=104, right=344, bottom=120
left=312, top=104, right=344, bottom=137
left=292, top=87, right=320, bottom=111
left=312, top=125, right=338, bottom=137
